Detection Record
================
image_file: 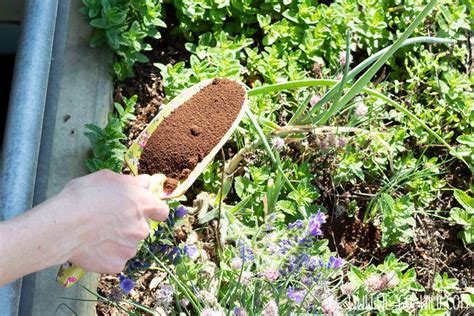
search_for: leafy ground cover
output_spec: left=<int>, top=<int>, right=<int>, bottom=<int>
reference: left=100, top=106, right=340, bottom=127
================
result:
left=80, top=0, right=473, bottom=314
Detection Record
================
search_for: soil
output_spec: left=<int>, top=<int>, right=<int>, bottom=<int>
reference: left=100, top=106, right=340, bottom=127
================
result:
left=138, top=78, right=245, bottom=180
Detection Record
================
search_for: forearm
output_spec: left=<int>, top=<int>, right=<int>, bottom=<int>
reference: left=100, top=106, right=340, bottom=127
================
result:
left=0, top=195, right=77, bottom=286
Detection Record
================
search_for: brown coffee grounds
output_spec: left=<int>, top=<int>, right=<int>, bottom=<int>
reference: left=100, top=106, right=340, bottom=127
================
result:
left=163, top=178, right=179, bottom=194
left=138, top=78, right=245, bottom=181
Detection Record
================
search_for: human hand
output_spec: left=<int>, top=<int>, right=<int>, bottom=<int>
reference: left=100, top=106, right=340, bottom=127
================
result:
left=54, top=170, right=169, bottom=274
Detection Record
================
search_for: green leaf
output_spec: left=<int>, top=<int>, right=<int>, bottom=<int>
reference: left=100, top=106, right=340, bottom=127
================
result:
left=453, top=189, right=474, bottom=212
left=276, top=200, right=297, bottom=216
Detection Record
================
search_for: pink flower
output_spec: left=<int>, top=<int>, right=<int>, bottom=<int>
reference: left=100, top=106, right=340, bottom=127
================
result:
left=230, top=258, right=243, bottom=270
left=355, top=103, right=368, bottom=117
left=271, top=137, right=285, bottom=151
left=240, top=271, right=252, bottom=285
left=201, top=308, right=224, bottom=316
left=138, top=131, right=149, bottom=148
left=263, top=267, right=280, bottom=282
left=321, top=295, right=342, bottom=315
left=339, top=51, right=351, bottom=66
left=382, top=271, right=399, bottom=289
left=365, top=274, right=384, bottom=292
left=310, top=95, right=321, bottom=107
left=340, top=282, right=355, bottom=295
left=261, top=299, right=279, bottom=316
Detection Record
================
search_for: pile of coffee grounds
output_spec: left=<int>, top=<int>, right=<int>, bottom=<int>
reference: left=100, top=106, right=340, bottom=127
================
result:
left=138, top=78, right=245, bottom=181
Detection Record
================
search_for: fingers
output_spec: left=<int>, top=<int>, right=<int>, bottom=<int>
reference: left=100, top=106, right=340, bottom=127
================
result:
left=147, top=199, right=169, bottom=222
left=131, top=174, right=151, bottom=188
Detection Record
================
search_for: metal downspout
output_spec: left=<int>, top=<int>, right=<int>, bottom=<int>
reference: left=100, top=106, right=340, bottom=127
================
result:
left=0, top=0, right=59, bottom=314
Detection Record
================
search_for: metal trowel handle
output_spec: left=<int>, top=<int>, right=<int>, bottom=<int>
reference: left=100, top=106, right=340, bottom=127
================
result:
left=57, top=174, right=168, bottom=288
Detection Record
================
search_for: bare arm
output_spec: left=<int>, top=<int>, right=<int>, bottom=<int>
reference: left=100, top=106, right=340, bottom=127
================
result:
left=0, top=170, right=169, bottom=286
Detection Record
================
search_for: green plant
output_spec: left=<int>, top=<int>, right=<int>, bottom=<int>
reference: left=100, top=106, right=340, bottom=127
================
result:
left=379, top=194, right=416, bottom=247
left=449, top=189, right=474, bottom=244
left=85, top=95, right=137, bottom=172
left=84, top=118, right=127, bottom=172
left=81, top=0, right=165, bottom=80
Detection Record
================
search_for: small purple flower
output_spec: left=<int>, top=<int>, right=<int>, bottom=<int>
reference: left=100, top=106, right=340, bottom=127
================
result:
left=338, top=137, right=346, bottom=148
left=180, top=297, right=190, bottom=307
left=268, top=213, right=277, bottom=222
left=184, top=245, right=197, bottom=258
left=119, top=278, right=135, bottom=294
left=232, top=307, right=248, bottom=316
left=287, top=287, right=307, bottom=304
left=158, top=244, right=169, bottom=253
left=328, top=256, right=344, bottom=269
left=175, top=205, right=187, bottom=218
left=238, top=241, right=255, bottom=261
left=308, top=211, right=326, bottom=237
left=288, top=219, right=304, bottom=230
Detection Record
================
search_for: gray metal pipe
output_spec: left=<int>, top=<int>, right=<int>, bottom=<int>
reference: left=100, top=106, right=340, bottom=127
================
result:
left=0, top=0, right=59, bottom=314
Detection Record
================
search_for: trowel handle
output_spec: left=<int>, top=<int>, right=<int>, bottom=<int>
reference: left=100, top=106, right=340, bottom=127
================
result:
left=57, top=263, right=85, bottom=288
left=57, top=174, right=169, bottom=288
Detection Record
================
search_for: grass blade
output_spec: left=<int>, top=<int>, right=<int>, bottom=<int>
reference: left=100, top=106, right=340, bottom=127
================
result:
left=335, top=0, right=438, bottom=110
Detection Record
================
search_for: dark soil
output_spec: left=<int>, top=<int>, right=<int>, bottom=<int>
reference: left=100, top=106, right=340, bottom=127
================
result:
left=323, top=210, right=473, bottom=290
left=138, top=78, right=245, bottom=180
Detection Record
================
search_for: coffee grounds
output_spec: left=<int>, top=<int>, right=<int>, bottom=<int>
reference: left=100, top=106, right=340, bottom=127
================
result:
left=138, top=78, right=245, bottom=181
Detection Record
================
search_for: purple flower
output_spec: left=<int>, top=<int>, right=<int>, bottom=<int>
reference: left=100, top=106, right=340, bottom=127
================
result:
left=338, top=137, right=346, bottom=148
left=184, top=245, right=197, bottom=258
left=238, top=241, right=255, bottom=261
left=308, top=211, right=326, bottom=236
left=288, top=219, right=304, bottom=230
left=175, top=205, right=188, bottom=218
left=287, top=287, right=307, bottom=304
left=158, top=244, right=169, bottom=253
left=268, top=213, right=277, bottom=222
left=328, top=256, right=344, bottom=269
left=180, top=297, right=190, bottom=307
left=119, top=278, right=135, bottom=294
left=232, top=307, right=248, bottom=316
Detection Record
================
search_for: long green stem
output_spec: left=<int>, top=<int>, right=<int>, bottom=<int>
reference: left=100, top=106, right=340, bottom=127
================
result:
left=334, top=0, right=438, bottom=112
left=247, top=36, right=454, bottom=125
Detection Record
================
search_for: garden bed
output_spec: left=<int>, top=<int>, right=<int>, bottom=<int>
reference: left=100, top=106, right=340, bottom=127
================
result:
left=81, top=0, right=473, bottom=315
